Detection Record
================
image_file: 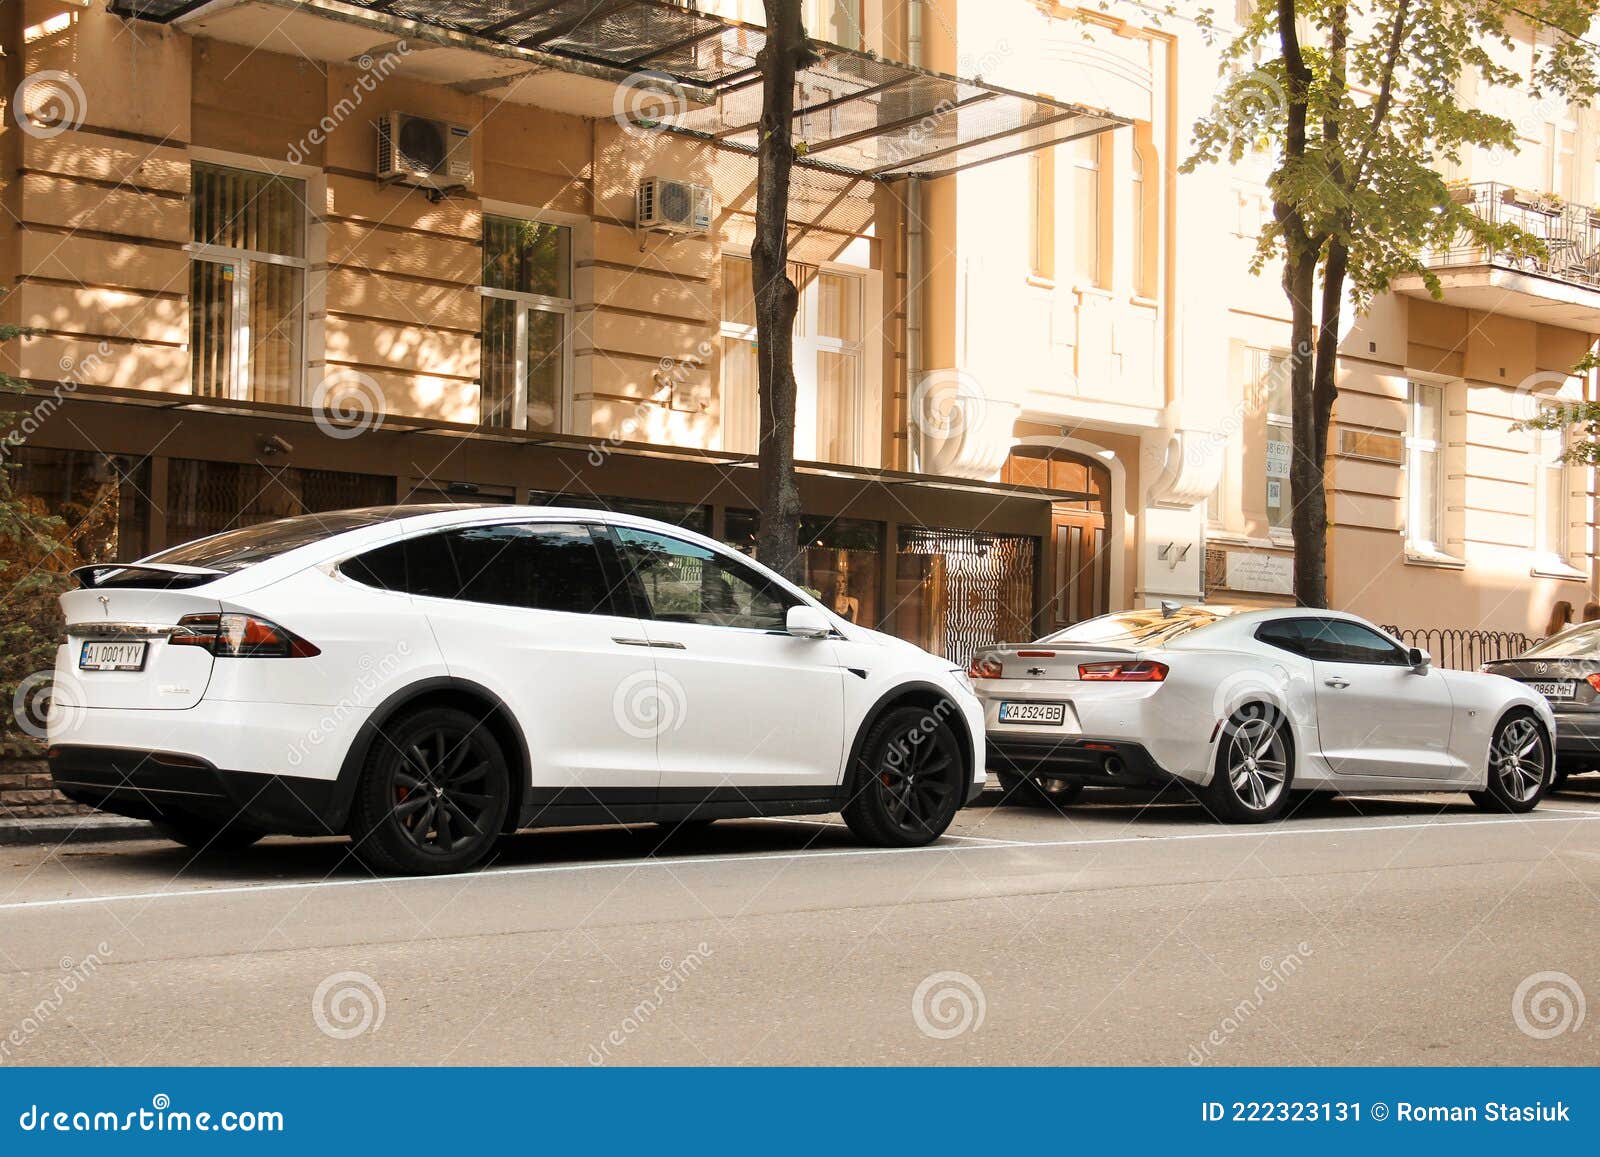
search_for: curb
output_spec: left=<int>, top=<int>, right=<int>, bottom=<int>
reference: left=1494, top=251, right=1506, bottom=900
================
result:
left=0, top=816, right=157, bottom=847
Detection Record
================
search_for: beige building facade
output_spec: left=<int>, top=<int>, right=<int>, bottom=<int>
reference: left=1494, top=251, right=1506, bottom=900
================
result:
left=916, top=0, right=1599, bottom=648
left=1, top=0, right=1594, bottom=666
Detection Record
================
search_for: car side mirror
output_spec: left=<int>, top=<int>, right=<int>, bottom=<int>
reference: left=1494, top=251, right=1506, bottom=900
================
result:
left=785, top=605, right=832, bottom=639
left=1407, top=647, right=1431, bottom=673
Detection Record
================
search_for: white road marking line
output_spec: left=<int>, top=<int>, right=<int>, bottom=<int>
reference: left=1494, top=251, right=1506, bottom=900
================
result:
left=6, top=811, right=1599, bottom=914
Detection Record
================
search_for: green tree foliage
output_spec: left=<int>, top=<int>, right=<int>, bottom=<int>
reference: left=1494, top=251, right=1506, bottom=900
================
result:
left=1185, top=0, right=1600, bottom=605
left=0, top=316, right=77, bottom=758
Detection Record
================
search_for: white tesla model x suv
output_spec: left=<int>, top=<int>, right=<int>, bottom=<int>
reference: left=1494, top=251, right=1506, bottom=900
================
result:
left=47, top=505, right=983, bottom=874
left=970, top=605, right=1557, bottom=822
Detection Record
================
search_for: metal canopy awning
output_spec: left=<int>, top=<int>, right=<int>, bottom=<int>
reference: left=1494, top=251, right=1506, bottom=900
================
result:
left=111, top=0, right=1129, bottom=179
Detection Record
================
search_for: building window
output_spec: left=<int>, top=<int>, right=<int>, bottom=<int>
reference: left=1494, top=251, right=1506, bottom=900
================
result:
left=1405, top=382, right=1445, bottom=550
left=727, top=1, right=859, bottom=47
left=725, top=510, right=883, bottom=627
left=480, top=215, right=572, bottom=432
left=164, top=460, right=392, bottom=546
left=190, top=162, right=309, bottom=405
left=1535, top=422, right=1569, bottom=559
left=720, top=255, right=760, bottom=454
left=719, top=256, right=864, bottom=465
left=1070, top=135, right=1104, bottom=287
left=1029, top=146, right=1055, bottom=281
left=810, top=268, right=863, bottom=465
left=1131, top=137, right=1155, bottom=297
left=1250, top=349, right=1293, bottom=533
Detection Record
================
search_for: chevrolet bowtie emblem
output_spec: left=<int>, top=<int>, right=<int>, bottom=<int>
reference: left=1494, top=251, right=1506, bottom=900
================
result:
left=1027, top=666, right=1046, bottom=677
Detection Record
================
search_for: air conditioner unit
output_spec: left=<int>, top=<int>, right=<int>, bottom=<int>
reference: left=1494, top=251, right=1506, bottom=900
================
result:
left=376, top=111, right=474, bottom=194
left=636, top=178, right=713, bottom=235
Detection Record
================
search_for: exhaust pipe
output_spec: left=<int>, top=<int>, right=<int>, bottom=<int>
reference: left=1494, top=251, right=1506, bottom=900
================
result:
left=1104, top=756, right=1124, bottom=777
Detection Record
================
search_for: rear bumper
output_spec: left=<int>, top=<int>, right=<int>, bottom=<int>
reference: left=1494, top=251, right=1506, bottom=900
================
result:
left=986, top=735, right=1181, bottom=788
left=48, top=745, right=341, bottom=836
left=1552, top=710, right=1600, bottom=760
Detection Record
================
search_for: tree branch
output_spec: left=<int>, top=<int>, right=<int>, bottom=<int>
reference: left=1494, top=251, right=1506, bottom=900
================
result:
left=1351, top=0, right=1415, bottom=187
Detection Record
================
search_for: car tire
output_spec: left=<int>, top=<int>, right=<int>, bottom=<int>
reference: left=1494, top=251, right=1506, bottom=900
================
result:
left=842, top=704, right=966, bottom=847
left=152, top=816, right=264, bottom=852
left=996, top=770, right=1084, bottom=809
left=1202, top=702, right=1294, bottom=823
left=347, top=706, right=511, bottom=876
left=1470, top=710, right=1551, bottom=814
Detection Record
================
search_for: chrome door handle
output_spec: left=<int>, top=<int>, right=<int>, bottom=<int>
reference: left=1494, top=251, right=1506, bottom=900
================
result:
left=612, top=637, right=686, bottom=650
left=1324, top=678, right=1350, bottom=689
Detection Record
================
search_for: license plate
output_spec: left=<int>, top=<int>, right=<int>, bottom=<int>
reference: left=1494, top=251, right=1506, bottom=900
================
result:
left=998, top=700, right=1066, bottom=726
left=78, top=641, right=147, bottom=672
left=1526, top=680, right=1576, bottom=700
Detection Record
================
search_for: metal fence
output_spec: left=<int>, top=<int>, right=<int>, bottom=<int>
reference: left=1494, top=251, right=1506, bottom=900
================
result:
left=1431, top=181, right=1600, bottom=290
left=1379, top=625, right=1534, bottom=671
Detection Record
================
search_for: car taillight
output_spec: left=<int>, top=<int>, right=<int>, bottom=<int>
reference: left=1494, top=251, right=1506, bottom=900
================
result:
left=1078, top=661, right=1168, bottom=682
left=967, top=655, right=1003, bottom=679
left=170, top=613, right=320, bottom=658
left=1586, top=673, right=1600, bottom=694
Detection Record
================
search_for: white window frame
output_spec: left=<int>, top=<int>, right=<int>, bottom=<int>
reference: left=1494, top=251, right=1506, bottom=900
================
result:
left=186, top=150, right=317, bottom=405
left=1256, top=348, right=1293, bottom=538
left=476, top=210, right=576, bottom=433
left=1405, top=380, right=1446, bottom=553
left=718, top=251, right=866, bottom=465
left=1534, top=421, right=1570, bottom=561
left=1070, top=134, right=1104, bottom=288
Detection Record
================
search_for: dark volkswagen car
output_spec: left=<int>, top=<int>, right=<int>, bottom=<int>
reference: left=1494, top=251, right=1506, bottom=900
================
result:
left=1484, top=622, right=1600, bottom=783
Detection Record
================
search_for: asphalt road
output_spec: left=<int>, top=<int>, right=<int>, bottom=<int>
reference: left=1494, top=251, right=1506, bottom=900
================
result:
left=3, top=778, right=1599, bottom=1067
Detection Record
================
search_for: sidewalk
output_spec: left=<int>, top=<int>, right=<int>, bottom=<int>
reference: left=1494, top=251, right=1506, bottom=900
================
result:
left=0, top=814, right=155, bottom=847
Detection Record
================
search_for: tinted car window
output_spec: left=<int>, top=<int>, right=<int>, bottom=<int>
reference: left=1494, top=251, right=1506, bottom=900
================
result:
left=343, top=523, right=617, bottom=615
left=1255, top=619, right=1311, bottom=657
left=614, top=527, right=796, bottom=630
left=1299, top=619, right=1409, bottom=665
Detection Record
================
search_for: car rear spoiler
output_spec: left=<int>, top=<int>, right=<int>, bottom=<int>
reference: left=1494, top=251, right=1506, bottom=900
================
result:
left=71, top=562, right=228, bottom=589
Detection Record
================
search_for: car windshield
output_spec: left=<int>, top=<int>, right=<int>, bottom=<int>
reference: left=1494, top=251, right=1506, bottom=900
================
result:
left=1039, top=606, right=1231, bottom=648
left=1522, top=621, right=1600, bottom=659
left=144, top=505, right=468, bottom=574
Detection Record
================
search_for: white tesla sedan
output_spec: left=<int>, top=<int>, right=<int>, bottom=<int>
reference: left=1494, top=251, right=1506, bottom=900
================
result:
left=46, top=505, right=983, bottom=874
left=971, top=605, right=1557, bottom=822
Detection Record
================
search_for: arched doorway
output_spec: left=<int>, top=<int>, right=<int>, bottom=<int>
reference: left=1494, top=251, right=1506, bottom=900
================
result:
left=1003, top=443, right=1114, bottom=629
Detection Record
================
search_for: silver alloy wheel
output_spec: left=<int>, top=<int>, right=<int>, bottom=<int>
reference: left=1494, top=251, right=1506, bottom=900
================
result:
left=1226, top=710, right=1288, bottom=812
left=1492, top=717, right=1547, bottom=803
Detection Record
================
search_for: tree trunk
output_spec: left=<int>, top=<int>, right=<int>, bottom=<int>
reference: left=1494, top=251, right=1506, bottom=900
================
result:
left=751, top=0, right=808, bottom=583
left=1283, top=242, right=1327, bottom=608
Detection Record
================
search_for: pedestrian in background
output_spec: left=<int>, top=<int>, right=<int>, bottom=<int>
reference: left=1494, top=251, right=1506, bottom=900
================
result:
left=1584, top=601, right=1600, bottom=624
left=1545, top=599, right=1575, bottom=639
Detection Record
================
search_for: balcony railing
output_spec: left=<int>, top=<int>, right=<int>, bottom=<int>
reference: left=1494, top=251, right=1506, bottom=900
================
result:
left=1431, top=181, right=1600, bottom=291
